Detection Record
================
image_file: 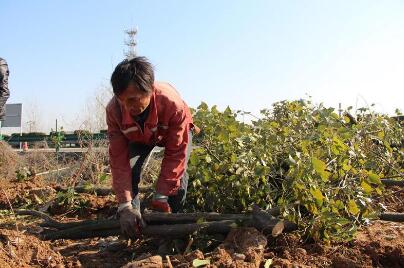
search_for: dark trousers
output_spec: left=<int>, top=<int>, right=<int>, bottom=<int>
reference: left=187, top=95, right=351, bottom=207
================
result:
left=128, top=131, right=192, bottom=213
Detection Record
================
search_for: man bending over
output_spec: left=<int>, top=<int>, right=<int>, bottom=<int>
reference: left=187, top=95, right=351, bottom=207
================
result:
left=106, top=57, right=194, bottom=238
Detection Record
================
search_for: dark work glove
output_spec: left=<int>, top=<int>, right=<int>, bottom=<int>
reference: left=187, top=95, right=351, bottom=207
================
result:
left=118, top=207, right=146, bottom=239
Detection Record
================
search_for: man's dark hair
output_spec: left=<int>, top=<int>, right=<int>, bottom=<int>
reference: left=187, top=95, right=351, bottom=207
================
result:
left=110, top=56, right=154, bottom=96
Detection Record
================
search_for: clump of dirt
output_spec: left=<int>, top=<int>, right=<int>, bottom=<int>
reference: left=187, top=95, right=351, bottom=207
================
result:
left=264, top=220, right=404, bottom=267
left=0, top=141, right=19, bottom=180
left=0, top=177, right=55, bottom=209
left=52, top=237, right=154, bottom=267
left=0, top=228, right=65, bottom=268
left=220, top=227, right=267, bottom=266
left=49, top=193, right=117, bottom=219
left=122, top=255, right=162, bottom=268
left=167, top=227, right=268, bottom=268
left=356, top=221, right=404, bottom=267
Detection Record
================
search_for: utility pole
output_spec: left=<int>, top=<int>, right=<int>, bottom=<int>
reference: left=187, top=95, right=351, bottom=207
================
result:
left=27, top=120, right=34, bottom=133
left=125, top=27, right=138, bottom=59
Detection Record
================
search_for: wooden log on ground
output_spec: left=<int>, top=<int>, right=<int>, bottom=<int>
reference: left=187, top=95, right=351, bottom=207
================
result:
left=381, top=179, right=404, bottom=187
left=17, top=210, right=252, bottom=229
left=380, top=212, right=404, bottom=222
left=18, top=208, right=403, bottom=241
left=41, top=220, right=237, bottom=240
left=26, top=210, right=404, bottom=240
left=16, top=209, right=297, bottom=240
left=143, top=211, right=251, bottom=224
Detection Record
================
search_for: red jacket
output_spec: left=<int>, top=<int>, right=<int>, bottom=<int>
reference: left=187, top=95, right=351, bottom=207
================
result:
left=106, top=82, right=193, bottom=203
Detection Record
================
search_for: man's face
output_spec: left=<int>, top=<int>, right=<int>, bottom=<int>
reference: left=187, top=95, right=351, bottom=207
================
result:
left=117, top=84, right=152, bottom=117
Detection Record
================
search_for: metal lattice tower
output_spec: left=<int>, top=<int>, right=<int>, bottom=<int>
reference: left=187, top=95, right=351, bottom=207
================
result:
left=125, top=27, right=138, bottom=59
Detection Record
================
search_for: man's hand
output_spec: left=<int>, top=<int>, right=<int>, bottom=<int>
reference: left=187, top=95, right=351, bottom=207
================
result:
left=151, top=193, right=171, bottom=213
left=119, top=207, right=145, bottom=239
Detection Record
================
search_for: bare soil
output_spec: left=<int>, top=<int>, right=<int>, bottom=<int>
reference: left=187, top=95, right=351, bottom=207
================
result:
left=0, top=148, right=402, bottom=267
left=0, top=228, right=64, bottom=268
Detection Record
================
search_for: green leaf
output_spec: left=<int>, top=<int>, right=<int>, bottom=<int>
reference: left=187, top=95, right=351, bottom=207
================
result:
left=335, top=200, right=344, bottom=209
left=348, top=200, right=360, bottom=215
left=270, top=121, right=279, bottom=128
left=192, top=259, right=210, bottom=267
left=311, top=157, right=330, bottom=182
left=368, top=171, right=381, bottom=185
left=99, top=173, right=109, bottom=183
left=312, top=157, right=326, bottom=172
left=361, top=181, right=372, bottom=194
left=310, top=188, right=324, bottom=206
left=198, top=102, right=208, bottom=110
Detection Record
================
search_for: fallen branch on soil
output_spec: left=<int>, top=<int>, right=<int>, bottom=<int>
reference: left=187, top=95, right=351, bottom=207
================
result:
left=380, top=212, right=404, bottom=222
left=1, top=189, right=19, bottom=231
left=17, top=207, right=403, bottom=240
left=16, top=207, right=297, bottom=240
left=36, top=167, right=70, bottom=177
left=41, top=220, right=238, bottom=240
left=17, top=208, right=281, bottom=230
left=15, top=209, right=62, bottom=227
left=380, top=179, right=404, bottom=187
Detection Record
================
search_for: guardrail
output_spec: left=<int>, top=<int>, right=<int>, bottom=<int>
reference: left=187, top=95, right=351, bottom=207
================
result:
left=3, top=132, right=108, bottom=148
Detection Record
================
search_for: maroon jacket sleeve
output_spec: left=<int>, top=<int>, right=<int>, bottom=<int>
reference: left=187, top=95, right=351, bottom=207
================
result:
left=106, top=108, right=133, bottom=203
left=156, top=108, right=191, bottom=196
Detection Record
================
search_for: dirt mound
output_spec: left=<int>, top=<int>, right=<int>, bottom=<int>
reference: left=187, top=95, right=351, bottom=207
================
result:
left=264, top=220, right=404, bottom=267
left=0, top=228, right=65, bottom=267
left=0, top=141, right=18, bottom=180
left=49, top=193, right=117, bottom=219
left=166, top=227, right=268, bottom=268
left=0, top=177, right=54, bottom=209
left=356, top=221, right=404, bottom=267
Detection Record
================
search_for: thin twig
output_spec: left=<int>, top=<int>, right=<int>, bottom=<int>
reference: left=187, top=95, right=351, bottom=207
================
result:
left=166, top=255, right=173, bottom=268
left=36, top=166, right=70, bottom=176
left=1, top=189, right=18, bottom=232
left=202, top=144, right=221, bottom=163
left=0, top=245, right=14, bottom=260
left=15, top=209, right=63, bottom=228
left=183, top=237, right=194, bottom=255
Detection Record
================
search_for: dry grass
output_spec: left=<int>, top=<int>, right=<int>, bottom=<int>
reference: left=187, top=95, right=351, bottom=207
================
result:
left=141, top=153, right=162, bottom=186
left=0, top=141, right=19, bottom=180
left=73, top=137, right=110, bottom=186
left=23, top=142, right=57, bottom=175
